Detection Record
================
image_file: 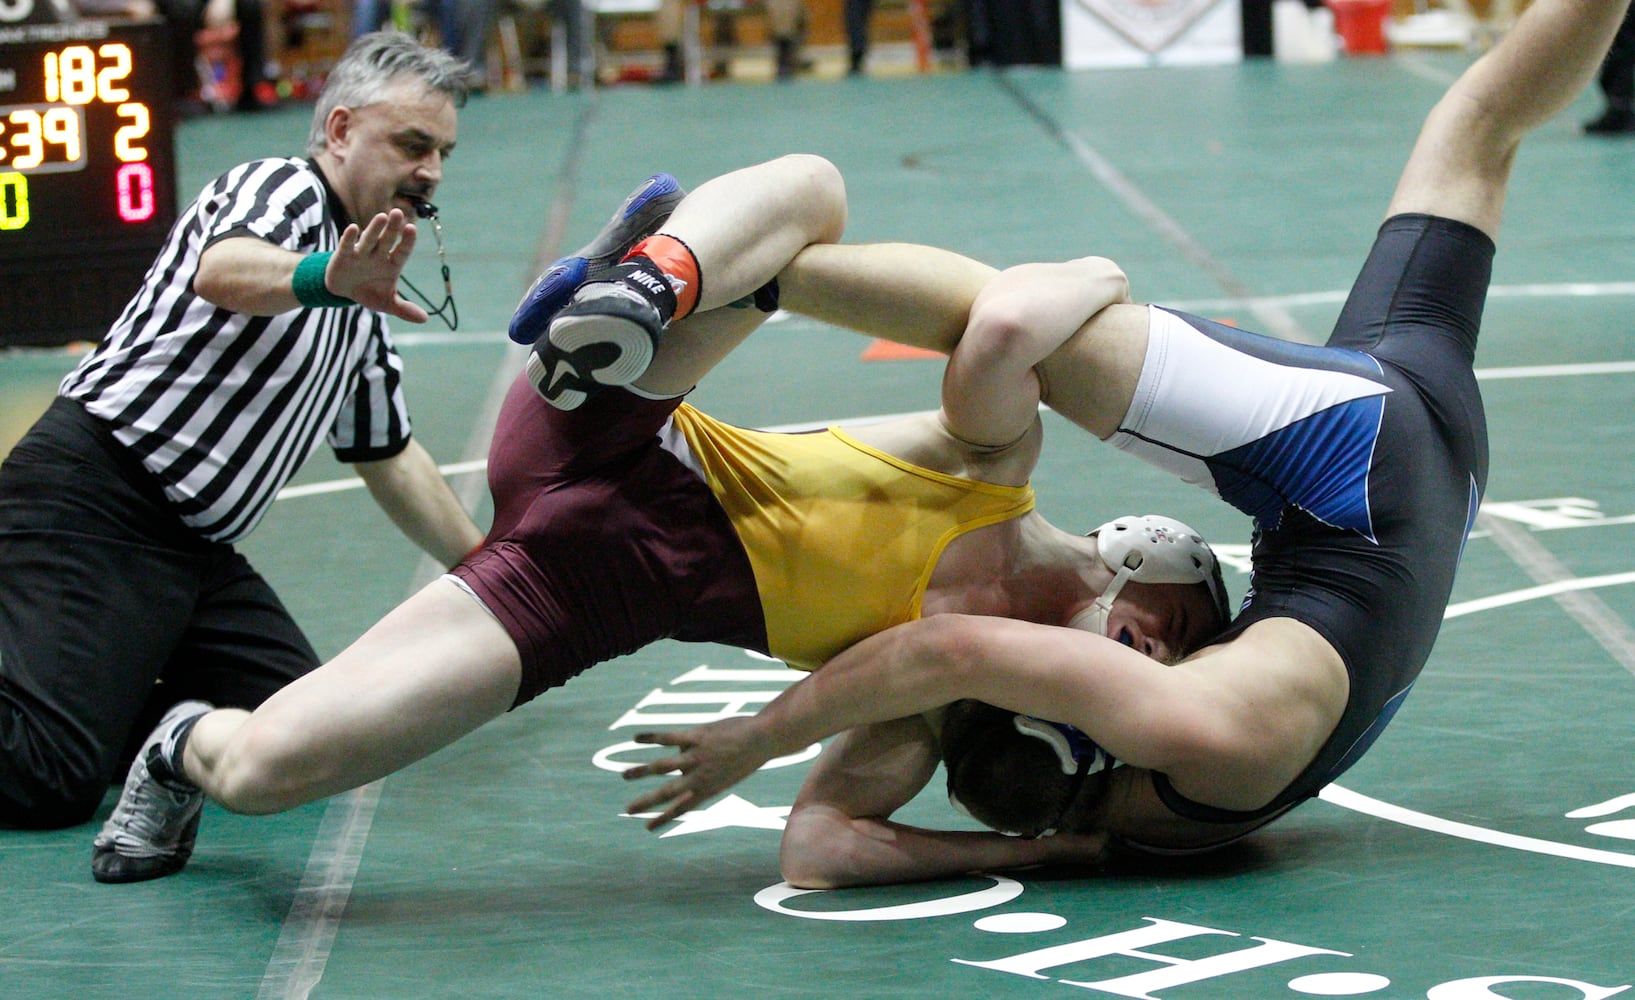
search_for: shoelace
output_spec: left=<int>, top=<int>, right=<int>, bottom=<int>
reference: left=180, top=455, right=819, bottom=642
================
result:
left=97, top=758, right=200, bottom=855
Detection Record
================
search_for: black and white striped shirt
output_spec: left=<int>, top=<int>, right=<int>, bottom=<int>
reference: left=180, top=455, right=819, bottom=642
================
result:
left=60, top=157, right=413, bottom=543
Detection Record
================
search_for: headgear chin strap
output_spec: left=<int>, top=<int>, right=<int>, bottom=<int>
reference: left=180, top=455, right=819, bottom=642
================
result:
left=946, top=713, right=1119, bottom=837
left=1076, top=514, right=1230, bottom=639
left=1012, top=715, right=1116, bottom=777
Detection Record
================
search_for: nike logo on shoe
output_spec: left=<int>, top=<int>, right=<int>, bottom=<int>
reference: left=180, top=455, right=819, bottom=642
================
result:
left=624, top=267, right=671, bottom=296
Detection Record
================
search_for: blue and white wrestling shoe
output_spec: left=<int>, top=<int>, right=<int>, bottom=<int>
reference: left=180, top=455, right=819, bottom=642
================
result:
left=508, top=172, right=685, bottom=346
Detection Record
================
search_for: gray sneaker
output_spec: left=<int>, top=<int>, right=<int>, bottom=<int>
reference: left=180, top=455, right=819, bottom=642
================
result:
left=91, top=700, right=212, bottom=884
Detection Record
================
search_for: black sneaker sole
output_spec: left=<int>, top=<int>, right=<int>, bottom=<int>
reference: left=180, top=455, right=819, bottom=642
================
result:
left=524, top=347, right=597, bottom=410
left=90, top=810, right=201, bottom=884
left=547, top=308, right=658, bottom=388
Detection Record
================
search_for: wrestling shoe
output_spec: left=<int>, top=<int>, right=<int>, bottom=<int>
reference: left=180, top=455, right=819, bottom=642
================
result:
left=524, top=341, right=601, bottom=411
left=508, top=172, right=685, bottom=345
left=527, top=261, right=674, bottom=410
left=91, top=700, right=212, bottom=884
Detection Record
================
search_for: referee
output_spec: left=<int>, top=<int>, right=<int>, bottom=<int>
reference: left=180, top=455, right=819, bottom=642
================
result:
left=0, top=31, right=484, bottom=883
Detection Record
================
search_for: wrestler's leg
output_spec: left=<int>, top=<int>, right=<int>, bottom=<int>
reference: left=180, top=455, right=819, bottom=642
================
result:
left=659, top=153, right=848, bottom=316
left=633, top=296, right=774, bottom=397
left=1387, top=0, right=1631, bottom=238
left=536, top=154, right=848, bottom=407
left=181, top=579, right=521, bottom=814
left=778, top=241, right=996, bottom=355
left=1027, top=302, right=1152, bottom=441
left=1035, top=0, right=1630, bottom=442
left=780, top=241, right=1148, bottom=440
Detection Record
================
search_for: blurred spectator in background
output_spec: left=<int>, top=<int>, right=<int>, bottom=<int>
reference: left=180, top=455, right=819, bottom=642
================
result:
left=1586, top=1, right=1635, bottom=134
left=352, top=0, right=495, bottom=88
left=75, top=0, right=274, bottom=112
left=842, top=0, right=871, bottom=74
left=656, top=0, right=805, bottom=82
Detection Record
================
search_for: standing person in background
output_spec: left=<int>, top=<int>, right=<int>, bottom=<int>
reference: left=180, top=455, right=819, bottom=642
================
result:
left=843, top=0, right=872, bottom=75
left=351, top=0, right=495, bottom=88
left=714, top=0, right=807, bottom=80
left=655, top=0, right=805, bottom=81
left=73, top=0, right=275, bottom=112
left=443, top=0, right=501, bottom=85
left=654, top=0, right=689, bottom=81
left=0, top=31, right=483, bottom=883
left=164, top=0, right=274, bottom=110
left=548, top=0, right=591, bottom=87
left=1586, top=1, right=1635, bottom=133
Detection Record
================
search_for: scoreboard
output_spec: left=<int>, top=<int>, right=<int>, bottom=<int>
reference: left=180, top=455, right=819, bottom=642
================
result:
left=1, top=13, right=178, bottom=346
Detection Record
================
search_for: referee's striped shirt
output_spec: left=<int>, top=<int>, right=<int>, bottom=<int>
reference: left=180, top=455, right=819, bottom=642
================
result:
left=60, top=157, right=413, bottom=544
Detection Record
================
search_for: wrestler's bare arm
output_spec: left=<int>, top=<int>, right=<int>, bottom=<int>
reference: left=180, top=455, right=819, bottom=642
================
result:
left=943, top=256, right=1131, bottom=447
left=624, top=614, right=1278, bottom=826
left=781, top=716, right=1107, bottom=888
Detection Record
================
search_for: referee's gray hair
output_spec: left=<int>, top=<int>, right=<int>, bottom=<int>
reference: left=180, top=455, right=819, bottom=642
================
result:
left=306, top=31, right=471, bottom=156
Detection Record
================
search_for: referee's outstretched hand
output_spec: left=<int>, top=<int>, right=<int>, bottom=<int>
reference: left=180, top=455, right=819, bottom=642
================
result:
left=330, top=209, right=431, bottom=323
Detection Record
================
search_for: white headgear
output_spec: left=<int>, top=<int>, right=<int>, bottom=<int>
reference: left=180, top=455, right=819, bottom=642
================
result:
left=1070, top=514, right=1231, bottom=639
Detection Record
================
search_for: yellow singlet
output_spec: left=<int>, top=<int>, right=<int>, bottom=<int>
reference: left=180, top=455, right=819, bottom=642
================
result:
left=669, top=405, right=1035, bottom=670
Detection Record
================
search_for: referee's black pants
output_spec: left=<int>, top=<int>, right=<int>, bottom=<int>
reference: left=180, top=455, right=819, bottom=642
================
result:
left=0, top=399, right=318, bottom=829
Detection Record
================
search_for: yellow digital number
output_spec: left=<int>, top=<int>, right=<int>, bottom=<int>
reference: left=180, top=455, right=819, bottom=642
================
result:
left=4, top=108, right=83, bottom=171
left=114, top=102, right=150, bottom=162
left=97, top=44, right=133, bottom=103
left=45, top=45, right=99, bottom=106
left=7, top=110, right=43, bottom=170
left=43, top=108, right=80, bottom=163
left=44, top=44, right=135, bottom=105
left=0, top=171, right=28, bottom=231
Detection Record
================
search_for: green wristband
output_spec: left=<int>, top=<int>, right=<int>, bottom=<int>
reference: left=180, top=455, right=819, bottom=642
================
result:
left=292, top=252, right=355, bottom=309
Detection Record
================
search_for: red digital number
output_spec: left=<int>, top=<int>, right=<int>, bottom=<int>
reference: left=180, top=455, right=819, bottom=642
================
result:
left=115, top=162, right=155, bottom=222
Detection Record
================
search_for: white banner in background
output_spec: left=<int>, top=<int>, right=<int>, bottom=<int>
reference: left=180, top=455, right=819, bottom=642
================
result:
left=1064, top=0, right=1242, bottom=68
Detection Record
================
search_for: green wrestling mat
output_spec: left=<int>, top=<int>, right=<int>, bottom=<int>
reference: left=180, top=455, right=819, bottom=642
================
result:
left=2, top=53, right=1634, bottom=998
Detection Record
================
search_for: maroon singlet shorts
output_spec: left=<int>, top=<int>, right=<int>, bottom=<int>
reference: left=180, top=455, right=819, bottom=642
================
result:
left=450, top=375, right=766, bottom=707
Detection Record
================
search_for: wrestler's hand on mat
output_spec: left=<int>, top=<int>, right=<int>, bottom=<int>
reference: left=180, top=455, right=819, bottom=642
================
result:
left=623, top=717, right=772, bottom=830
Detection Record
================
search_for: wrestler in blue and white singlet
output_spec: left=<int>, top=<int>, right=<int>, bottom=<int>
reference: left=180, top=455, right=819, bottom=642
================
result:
left=1111, top=213, right=1491, bottom=826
